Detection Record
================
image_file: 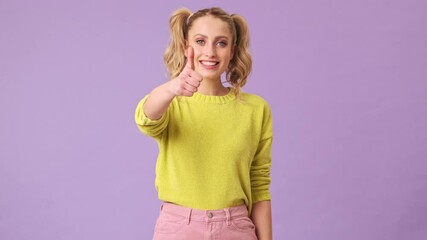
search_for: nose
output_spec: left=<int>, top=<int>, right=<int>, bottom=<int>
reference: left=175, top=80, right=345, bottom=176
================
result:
left=204, top=44, right=217, bottom=57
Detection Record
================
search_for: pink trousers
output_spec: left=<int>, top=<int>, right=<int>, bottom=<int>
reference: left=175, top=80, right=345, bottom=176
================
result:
left=153, top=202, right=258, bottom=240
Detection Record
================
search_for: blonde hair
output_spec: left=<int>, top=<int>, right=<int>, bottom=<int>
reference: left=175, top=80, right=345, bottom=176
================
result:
left=163, top=7, right=252, bottom=94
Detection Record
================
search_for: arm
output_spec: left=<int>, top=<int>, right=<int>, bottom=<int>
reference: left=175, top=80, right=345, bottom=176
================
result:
left=143, top=46, right=202, bottom=120
left=251, top=200, right=272, bottom=240
left=143, top=82, right=176, bottom=120
left=250, top=102, right=273, bottom=239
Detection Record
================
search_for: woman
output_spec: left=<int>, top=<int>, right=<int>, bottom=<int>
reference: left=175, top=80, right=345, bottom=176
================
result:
left=135, top=7, right=273, bottom=240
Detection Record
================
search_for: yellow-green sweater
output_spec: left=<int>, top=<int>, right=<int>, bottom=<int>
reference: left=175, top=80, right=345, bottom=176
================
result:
left=135, top=89, right=272, bottom=214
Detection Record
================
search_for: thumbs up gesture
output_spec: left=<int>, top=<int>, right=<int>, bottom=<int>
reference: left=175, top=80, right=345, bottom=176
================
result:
left=168, top=46, right=203, bottom=97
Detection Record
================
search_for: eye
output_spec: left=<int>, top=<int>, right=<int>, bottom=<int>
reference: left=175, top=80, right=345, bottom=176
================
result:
left=195, top=39, right=205, bottom=45
left=217, top=41, right=228, bottom=47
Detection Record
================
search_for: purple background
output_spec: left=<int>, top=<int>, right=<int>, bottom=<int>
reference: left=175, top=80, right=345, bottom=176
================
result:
left=1, top=0, right=426, bottom=239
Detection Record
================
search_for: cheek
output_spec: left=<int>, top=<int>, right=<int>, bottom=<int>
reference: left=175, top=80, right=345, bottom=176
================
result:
left=190, top=45, right=203, bottom=57
left=220, top=50, right=233, bottom=63
left=222, top=47, right=233, bottom=58
left=193, top=51, right=203, bottom=61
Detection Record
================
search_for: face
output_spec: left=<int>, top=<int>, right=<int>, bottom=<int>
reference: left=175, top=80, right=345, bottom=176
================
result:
left=186, top=15, right=234, bottom=81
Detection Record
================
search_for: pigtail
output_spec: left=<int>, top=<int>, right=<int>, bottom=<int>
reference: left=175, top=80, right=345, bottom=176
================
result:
left=163, top=8, right=192, bottom=79
left=227, top=14, right=252, bottom=95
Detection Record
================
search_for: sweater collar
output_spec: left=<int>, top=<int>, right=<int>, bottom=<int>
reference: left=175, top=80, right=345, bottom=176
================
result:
left=190, top=87, right=236, bottom=104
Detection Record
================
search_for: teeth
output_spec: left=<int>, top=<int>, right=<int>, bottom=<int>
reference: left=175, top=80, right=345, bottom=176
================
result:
left=201, top=61, right=218, bottom=66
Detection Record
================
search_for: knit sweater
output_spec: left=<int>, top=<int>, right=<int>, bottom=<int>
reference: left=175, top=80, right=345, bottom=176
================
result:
left=134, top=88, right=272, bottom=214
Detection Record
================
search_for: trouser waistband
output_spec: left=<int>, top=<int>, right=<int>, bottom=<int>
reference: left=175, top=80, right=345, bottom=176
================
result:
left=160, top=202, right=249, bottom=224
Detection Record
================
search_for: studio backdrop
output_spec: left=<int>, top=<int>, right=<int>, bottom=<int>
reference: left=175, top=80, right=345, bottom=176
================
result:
left=1, top=0, right=426, bottom=239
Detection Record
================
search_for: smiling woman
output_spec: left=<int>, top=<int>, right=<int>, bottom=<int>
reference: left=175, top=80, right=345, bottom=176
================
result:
left=135, top=7, right=273, bottom=240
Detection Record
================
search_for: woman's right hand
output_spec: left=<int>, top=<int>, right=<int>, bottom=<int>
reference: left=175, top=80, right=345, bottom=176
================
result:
left=168, top=46, right=203, bottom=97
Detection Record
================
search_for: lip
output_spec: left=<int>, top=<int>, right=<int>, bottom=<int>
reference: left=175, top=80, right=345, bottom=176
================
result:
left=199, top=60, right=220, bottom=70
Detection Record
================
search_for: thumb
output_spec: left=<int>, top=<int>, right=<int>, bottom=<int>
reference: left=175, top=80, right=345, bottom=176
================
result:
left=185, top=46, right=195, bottom=70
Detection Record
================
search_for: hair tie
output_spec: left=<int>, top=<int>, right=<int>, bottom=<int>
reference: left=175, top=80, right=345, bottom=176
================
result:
left=186, top=13, right=194, bottom=25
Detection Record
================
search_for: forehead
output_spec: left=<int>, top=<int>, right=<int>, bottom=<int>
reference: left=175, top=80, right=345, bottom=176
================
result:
left=188, top=15, right=232, bottom=38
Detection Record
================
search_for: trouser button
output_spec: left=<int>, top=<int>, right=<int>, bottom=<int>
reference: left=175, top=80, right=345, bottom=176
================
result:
left=207, top=212, right=213, bottom=218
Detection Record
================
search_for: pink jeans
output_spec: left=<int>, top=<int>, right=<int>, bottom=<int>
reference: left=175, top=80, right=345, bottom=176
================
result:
left=153, top=202, right=258, bottom=240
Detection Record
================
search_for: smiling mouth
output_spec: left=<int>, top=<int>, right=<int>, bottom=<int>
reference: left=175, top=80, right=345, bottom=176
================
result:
left=200, top=60, right=219, bottom=66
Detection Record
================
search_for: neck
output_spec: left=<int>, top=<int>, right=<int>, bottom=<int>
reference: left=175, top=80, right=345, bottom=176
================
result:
left=197, top=77, right=229, bottom=96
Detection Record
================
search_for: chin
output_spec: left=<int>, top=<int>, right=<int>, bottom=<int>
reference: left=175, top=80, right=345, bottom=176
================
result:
left=201, top=74, right=221, bottom=81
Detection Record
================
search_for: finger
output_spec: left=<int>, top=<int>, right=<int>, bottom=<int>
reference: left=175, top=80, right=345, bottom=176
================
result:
left=180, top=88, right=194, bottom=97
left=186, top=78, right=201, bottom=88
left=192, top=71, right=203, bottom=82
left=183, top=67, right=202, bottom=82
left=183, top=83, right=198, bottom=93
left=185, top=46, right=195, bottom=70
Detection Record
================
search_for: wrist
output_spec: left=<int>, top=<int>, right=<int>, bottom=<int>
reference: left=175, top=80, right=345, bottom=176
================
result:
left=162, top=80, right=178, bottom=98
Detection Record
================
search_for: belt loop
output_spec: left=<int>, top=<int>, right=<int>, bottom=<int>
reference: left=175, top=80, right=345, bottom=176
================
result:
left=160, top=203, right=164, bottom=212
left=204, top=210, right=209, bottom=222
left=224, top=208, right=231, bottom=226
left=185, top=208, right=192, bottom=225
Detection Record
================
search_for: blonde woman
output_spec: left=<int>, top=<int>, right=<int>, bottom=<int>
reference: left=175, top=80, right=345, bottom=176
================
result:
left=135, top=7, right=273, bottom=240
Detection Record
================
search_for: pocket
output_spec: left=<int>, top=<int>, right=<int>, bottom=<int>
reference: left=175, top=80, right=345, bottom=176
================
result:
left=230, top=217, right=256, bottom=233
left=154, top=213, right=185, bottom=234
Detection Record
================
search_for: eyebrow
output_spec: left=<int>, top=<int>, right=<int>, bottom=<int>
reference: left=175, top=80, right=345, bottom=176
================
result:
left=193, top=34, right=230, bottom=40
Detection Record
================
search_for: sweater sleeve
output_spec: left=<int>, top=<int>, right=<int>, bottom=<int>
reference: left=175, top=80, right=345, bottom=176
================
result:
left=134, top=95, right=170, bottom=138
left=250, top=102, right=273, bottom=203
